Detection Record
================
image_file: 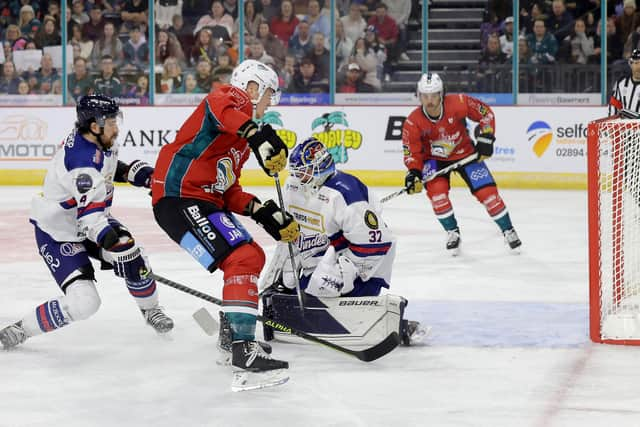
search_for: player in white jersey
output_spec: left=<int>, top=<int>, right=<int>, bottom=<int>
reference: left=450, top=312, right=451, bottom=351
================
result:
left=609, top=49, right=640, bottom=116
left=253, top=138, right=426, bottom=346
left=0, top=94, right=173, bottom=350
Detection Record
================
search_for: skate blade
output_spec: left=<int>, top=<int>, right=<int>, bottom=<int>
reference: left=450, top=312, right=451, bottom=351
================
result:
left=231, top=369, right=289, bottom=392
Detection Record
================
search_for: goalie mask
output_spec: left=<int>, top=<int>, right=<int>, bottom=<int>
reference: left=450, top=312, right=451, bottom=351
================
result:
left=289, top=138, right=336, bottom=190
left=230, top=59, right=281, bottom=106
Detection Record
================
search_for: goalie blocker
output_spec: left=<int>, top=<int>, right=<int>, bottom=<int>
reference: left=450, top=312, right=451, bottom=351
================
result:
left=261, top=290, right=425, bottom=347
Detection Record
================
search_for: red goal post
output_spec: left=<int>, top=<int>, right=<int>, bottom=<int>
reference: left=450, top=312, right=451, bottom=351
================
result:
left=588, top=115, right=640, bottom=345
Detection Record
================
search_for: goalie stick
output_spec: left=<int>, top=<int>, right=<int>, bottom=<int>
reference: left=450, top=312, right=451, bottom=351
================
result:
left=380, top=152, right=480, bottom=204
left=153, top=273, right=401, bottom=362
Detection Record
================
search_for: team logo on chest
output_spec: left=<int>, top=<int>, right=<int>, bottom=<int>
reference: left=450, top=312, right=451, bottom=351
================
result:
left=214, top=157, right=235, bottom=192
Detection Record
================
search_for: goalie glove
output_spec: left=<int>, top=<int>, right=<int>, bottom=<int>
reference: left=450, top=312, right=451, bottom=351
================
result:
left=405, top=169, right=423, bottom=194
left=246, top=124, right=288, bottom=176
left=475, top=133, right=495, bottom=161
left=251, top=199, right=300, bottom=242
left=307, top=246, right=358, bottom=298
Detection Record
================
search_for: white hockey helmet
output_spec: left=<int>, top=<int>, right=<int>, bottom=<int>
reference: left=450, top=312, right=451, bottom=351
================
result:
left=230, top=59, right=281, bottom=106
left=417, top=72, right=444, bottom=95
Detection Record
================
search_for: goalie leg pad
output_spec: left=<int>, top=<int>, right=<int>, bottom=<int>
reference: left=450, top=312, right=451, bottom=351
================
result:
left=264, top=293, right=404, bottom=347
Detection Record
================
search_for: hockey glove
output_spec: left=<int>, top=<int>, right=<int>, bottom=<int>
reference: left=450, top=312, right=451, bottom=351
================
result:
left=247, top=124, right=288, bottom=176
left=307, top=246, right=357, bottom=297
left=476, top=133, right=495, bottom=161
left=405, top=169, right=424, bottom=194
left=251, top=200, right=300, bottom=242
left=127, top=160, right=154, bottom=188
left=99, top=227, right=152, bottom=282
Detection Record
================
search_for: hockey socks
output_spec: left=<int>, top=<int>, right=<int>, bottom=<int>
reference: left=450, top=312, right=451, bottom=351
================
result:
left=437, top=214, right=458, bottom=232
left=226, top=312, right=256, bottom=341
left=126, top=277, right=159, bottom=309
left=492, top=211, right=514, bottom=233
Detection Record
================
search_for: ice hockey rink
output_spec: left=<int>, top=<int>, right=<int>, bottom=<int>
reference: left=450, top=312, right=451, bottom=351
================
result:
left=1, top=184, right=639, bottom=427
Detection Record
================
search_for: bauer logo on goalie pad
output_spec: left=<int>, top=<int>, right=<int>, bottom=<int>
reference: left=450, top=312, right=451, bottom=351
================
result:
left=338, top=300, right=380, bottom=306
left=364, top=210, right=378, bottom=230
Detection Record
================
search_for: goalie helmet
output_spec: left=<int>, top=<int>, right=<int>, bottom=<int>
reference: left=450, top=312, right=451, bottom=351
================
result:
left=289, top=137, right=335, bottom=189
left=230, top=59, right=281, bottom=106
left=417, top=72, right=444, bottom=96
left=76, top=94, right=121, bottom=131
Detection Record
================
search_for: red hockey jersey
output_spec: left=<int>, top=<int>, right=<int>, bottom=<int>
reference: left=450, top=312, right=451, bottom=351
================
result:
left=152, top=85, right=256, bottom=214
left=402, top=94, right=495, bottom=171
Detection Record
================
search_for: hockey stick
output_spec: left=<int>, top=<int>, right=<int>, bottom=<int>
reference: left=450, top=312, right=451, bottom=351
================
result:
left=273, top=172, right=305, bottom=314
left=380, top=153, right=480, bottom=204
left=153, top=273, right=400, bottom=362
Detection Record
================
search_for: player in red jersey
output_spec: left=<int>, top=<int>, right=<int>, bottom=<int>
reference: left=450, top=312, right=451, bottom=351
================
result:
left=402, top=72, right=522, bottom=255
left=152, top=59, right=300, bottom=391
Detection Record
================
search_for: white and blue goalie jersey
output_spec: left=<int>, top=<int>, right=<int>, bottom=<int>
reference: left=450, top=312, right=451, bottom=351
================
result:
left=30, top=131, right=117, bottom=243
left=284, top=170, right=395, bottom=286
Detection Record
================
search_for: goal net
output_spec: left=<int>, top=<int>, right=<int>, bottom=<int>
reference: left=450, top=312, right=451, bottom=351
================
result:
left=588, top=116, right=640, bottom=344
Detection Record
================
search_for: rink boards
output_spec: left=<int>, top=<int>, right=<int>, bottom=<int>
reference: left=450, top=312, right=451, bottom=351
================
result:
left=0, top=105, right=607, bottom=189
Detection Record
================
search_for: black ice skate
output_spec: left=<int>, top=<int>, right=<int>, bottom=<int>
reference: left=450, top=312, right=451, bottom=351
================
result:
left=0, top=321, right=28, bottom=350
left=230, top=340, right=289, bottom=392
left=217, top=312, right=271, bottom=366
left=503, top=228, right=522, bottom=251
left=141, top=306, right=174, bottom=333
left=446, top=228, right=461, bottom=255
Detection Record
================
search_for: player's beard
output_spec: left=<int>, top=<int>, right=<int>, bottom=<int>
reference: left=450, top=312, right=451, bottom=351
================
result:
left=100, top=131, right=118, bottom=150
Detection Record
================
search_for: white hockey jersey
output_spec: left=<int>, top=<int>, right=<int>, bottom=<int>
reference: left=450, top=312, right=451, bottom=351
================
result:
left=30, top=131, right=117, bottom=243
left=283, top=170, right=395, bottom=286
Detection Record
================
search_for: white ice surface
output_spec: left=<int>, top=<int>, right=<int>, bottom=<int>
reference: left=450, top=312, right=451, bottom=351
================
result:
left=1, top=185, right=640, bottom=427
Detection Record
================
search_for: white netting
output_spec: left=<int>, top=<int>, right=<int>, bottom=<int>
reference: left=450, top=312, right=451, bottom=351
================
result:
left=593, top=118, right=640, bottom=340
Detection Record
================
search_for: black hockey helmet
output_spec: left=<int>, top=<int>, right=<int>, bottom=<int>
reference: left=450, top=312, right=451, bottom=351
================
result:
left=630, top=49, right=640, bottom=62
left=76, top=94, right=121, bottom=132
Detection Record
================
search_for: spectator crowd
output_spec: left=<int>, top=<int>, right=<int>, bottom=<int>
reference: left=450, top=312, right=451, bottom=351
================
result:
left=480, top=0, right=630, bottom=92
left=0, top=0, right=419, bottom=101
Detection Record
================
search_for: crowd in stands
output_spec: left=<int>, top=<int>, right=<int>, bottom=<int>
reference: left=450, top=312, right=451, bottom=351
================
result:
left=481, top=0, right=632, bottom=92
left=0, top=0, right=417, bottom=101
left=0, top=0, right=634, bottom=100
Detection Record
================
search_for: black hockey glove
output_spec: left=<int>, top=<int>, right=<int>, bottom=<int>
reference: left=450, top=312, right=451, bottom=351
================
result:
left=246, top=124, right=288, bottom=176
left=251, top=200, right=300, bottom=242
left=405, top=169, right=424, bottom=194
left=476, top=133, right=495, bottom=161
left=127, top=160, right=154, bottom=188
